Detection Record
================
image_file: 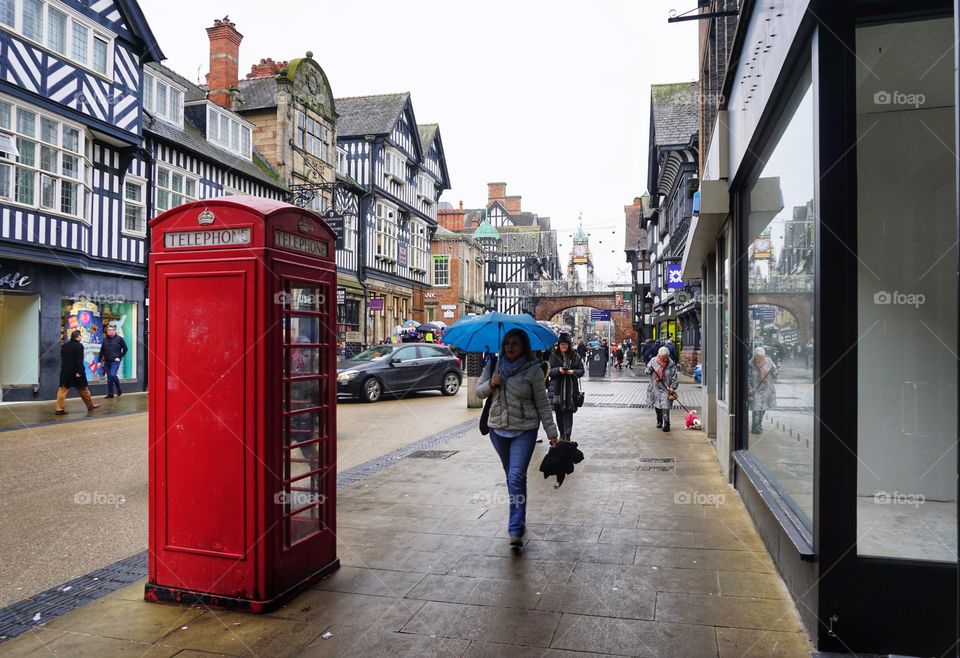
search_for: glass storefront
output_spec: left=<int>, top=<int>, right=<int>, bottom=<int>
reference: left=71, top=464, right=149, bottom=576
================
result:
left=61, top=297, right=138, bottom=381
left=855, top=16, right=957, bottom=562
left=743, top=66, right=815, bottom=527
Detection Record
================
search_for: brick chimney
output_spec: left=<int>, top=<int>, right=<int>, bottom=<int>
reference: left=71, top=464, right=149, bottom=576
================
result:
left=633, top=197, right=643, bottom=207
left=246, top=57, right=287, bottom=80
left=205, top=16, right=243, bottom=109
left=487, top=182, right=506, bottom=205
left=504, top=195, right=522, bottom=213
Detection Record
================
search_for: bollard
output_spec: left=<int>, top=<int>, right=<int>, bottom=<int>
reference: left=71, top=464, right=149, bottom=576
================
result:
left=465, top=353, right=485, bottom=409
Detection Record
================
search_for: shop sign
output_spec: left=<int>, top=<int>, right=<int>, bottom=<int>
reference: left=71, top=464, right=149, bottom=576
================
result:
left=164, top=228, right=251, bottom=248
left=0, top=261, right=32, bottom=290
left=441, top=304, right=456, bottom=310
left=666, top=263, right=684, bottom=290
left=336, top=288, right=346, bottom=305
left=424, top=292, right=437, bottom=299
left=322, top=211, right=345, bottom=250
left=345, top=331, right=362, bottom=342
left=275, top=230, right=328, bottom=257
left=398, top=243, right=408, bottom=268
left=443, top=310, right=455, bottom=318
left=369, top=298, right=384, bottom=312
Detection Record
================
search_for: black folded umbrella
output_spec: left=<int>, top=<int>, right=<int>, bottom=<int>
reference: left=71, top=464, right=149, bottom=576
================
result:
left=539, top=441, right=585, bottom=487
left=417, top=322, right=444, bottom=334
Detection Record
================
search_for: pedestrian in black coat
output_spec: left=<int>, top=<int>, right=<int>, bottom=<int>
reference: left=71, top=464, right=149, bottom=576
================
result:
left=548, top=334, right=584, bottom=441
left=55, top=330, right=99, bottom=414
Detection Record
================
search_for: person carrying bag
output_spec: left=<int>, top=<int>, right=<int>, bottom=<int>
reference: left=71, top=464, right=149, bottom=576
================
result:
left=547, top=333, right=585, bottom=441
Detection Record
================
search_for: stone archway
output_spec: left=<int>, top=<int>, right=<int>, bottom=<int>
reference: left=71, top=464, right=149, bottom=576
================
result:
left=748, top=293, right=812, bottom=347
left=533, top=295, right=635, bottom=344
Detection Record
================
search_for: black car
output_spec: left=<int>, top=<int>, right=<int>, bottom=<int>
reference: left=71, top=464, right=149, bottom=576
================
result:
left=336, top=344, right=463, bottom=402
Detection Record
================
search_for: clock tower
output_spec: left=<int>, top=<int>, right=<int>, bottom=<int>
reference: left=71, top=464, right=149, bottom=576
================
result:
left=567, top=219, right=595, bottom=288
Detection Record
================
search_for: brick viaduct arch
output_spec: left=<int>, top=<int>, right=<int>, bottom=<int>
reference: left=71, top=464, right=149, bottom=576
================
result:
left=533, top=295, right=635, bottom=344
left=748, top=294, right=812, bottom=347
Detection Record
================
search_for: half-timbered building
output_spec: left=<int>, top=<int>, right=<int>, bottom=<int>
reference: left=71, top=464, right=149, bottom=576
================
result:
left=0, top=0, right=161, bottom=401
left=335, top=93, right=450, bottom=344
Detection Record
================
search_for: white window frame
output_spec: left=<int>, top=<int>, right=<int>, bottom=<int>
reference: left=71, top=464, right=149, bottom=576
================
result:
left=417, top=174, right=434, bottom=203
left=154, top=163, right=198, bottom=214
left=342, top=214, right=355, bottom=252
left=122, top=175, right=146, bottom=236
left=336, top=147, right=348, bottom=175
left=383, top=147, right=405, bottom=184
left=143, top=71, right=184, bottom=127
left=408, top=220, right=428, bottom=273
left=0, top=0, right=114, bottom=79
left=375, top=201, right=398, bottom=262
left=0, top=94, right=88, bottom=221
left=433, top=255, right=450, bottom=287
left=205, top=102, right=253, bottom=160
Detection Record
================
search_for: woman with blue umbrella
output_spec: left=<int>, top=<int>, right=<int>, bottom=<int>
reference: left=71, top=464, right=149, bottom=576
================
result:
left=474, top=325, right=559, bottom=548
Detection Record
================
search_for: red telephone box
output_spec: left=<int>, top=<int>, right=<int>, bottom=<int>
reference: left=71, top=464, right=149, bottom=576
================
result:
left=145, top=196, right=339, bottom=612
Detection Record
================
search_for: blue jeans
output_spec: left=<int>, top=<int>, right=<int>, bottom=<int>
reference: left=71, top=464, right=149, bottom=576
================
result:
left=489, top=428, right=537, bottom=537
left=105, top=360, right=122, bottom=395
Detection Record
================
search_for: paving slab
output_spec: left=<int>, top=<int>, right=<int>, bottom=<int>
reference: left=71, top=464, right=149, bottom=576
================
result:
left=401, top=600, right=562, bottom=647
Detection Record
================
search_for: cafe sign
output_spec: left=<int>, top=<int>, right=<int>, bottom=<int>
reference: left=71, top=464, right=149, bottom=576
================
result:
left=0, top=261, right=31, bottom=290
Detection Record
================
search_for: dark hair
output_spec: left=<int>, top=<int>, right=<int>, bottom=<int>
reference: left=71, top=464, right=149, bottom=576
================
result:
left=554, top=332, right=573, bottom=353
left=70, top=330, right=81, bottom=340
left=501, top=328, right=532, bottom=359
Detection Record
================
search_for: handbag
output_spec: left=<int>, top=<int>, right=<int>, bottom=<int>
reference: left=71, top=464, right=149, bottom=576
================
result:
left=479, top=356, right=498, bottom=436
left=576, top=391, right=585, bottom=408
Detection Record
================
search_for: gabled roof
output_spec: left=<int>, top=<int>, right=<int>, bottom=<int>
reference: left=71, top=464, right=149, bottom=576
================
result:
left=417, top=123, right=438, bottom=145
left=416, top=123, right=451, bottom=190
left=650, top=82, right=699, bottom=147
left=117, top=0, right=164, bottom=62
left=335, top=93, right=410, bottom=138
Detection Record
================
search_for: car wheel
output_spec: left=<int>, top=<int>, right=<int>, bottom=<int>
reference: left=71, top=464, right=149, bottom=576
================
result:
left=362, top=377, right=383, bottom=403
left=440, top=372, right=461, bottom=396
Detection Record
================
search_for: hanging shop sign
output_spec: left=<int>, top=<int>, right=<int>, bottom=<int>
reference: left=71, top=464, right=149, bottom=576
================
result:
left=336, top=288, right=346, bottom=305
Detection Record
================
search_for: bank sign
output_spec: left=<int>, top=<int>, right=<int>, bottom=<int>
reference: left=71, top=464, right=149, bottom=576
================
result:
left=666, top=264, right=684, bottom=290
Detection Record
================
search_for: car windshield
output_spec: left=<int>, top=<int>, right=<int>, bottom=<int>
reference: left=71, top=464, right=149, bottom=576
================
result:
left=348, top=345, right=395, bottom=362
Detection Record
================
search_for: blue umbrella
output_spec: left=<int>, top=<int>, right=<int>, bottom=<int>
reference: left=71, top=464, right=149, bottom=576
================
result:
left=442, top=312, right=559, bottom=353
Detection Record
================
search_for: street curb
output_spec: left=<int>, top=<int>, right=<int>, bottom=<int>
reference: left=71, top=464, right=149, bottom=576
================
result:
left=0, top=416, right=478, bottom=644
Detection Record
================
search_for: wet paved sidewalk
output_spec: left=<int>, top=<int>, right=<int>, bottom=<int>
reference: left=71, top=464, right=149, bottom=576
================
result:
left=1, top=405, right=811, bottom=657
left=0, top=391, right=148, bottom=432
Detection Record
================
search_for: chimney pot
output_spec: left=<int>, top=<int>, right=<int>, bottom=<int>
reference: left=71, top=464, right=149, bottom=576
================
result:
left=206, top=16, right=244, bottom=110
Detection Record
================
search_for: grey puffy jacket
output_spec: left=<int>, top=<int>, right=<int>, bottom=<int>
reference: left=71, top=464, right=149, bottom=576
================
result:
left=476, top=359, right=558, bottom=437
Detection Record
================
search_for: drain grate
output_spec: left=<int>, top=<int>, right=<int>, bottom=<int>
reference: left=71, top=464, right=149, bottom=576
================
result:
left=406, top=450, right=458, bottom=459
left=639, top=457, right=675, bottom=464
left=638, top=465, right=675, bottom=472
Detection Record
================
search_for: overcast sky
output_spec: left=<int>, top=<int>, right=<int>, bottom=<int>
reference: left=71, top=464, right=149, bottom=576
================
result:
left=139, top=0, right=700, bottom=280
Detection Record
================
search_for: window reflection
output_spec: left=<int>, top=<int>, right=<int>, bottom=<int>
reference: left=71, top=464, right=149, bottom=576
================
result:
left=744, top=67, right=815, bottom=528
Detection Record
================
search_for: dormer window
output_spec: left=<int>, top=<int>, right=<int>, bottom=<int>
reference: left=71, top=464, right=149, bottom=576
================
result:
left=207, top=104, right=252, bottom=160
left=143, top=71, right=184, bottom=127
left=0, top=0, right=113, bottom=77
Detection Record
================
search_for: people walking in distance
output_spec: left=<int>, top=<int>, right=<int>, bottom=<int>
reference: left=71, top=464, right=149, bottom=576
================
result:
left=614, top=343, right=624, bottom=370
left=98, top=323, right=129, bottom=399
left=477, top=329, right=559, bottom=548
left=664, top=338, right=678, bottom=363
left=749, top=346, right=779, bottom=434
left=548, top=333, right=585, bottom=442
left=625, top=344, right=635, bottom=369
left=55, top=330, right=101, bottom=415
left=646, top=346, right=678, bottom=432
left=576, top=339, right=587, bottom=359
left=641, top=338, right=657, bottom=364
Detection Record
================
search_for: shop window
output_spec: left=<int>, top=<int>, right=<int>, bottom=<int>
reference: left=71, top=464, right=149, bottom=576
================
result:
left=855, top=17, right=956, bottom=562
left=743, top=66, right=815, bottom=528
left=0, top=292, right=39, bottom=385
left=718, top=231, right=729, bottom=402
left=61, top=297, right=137, bottom=382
